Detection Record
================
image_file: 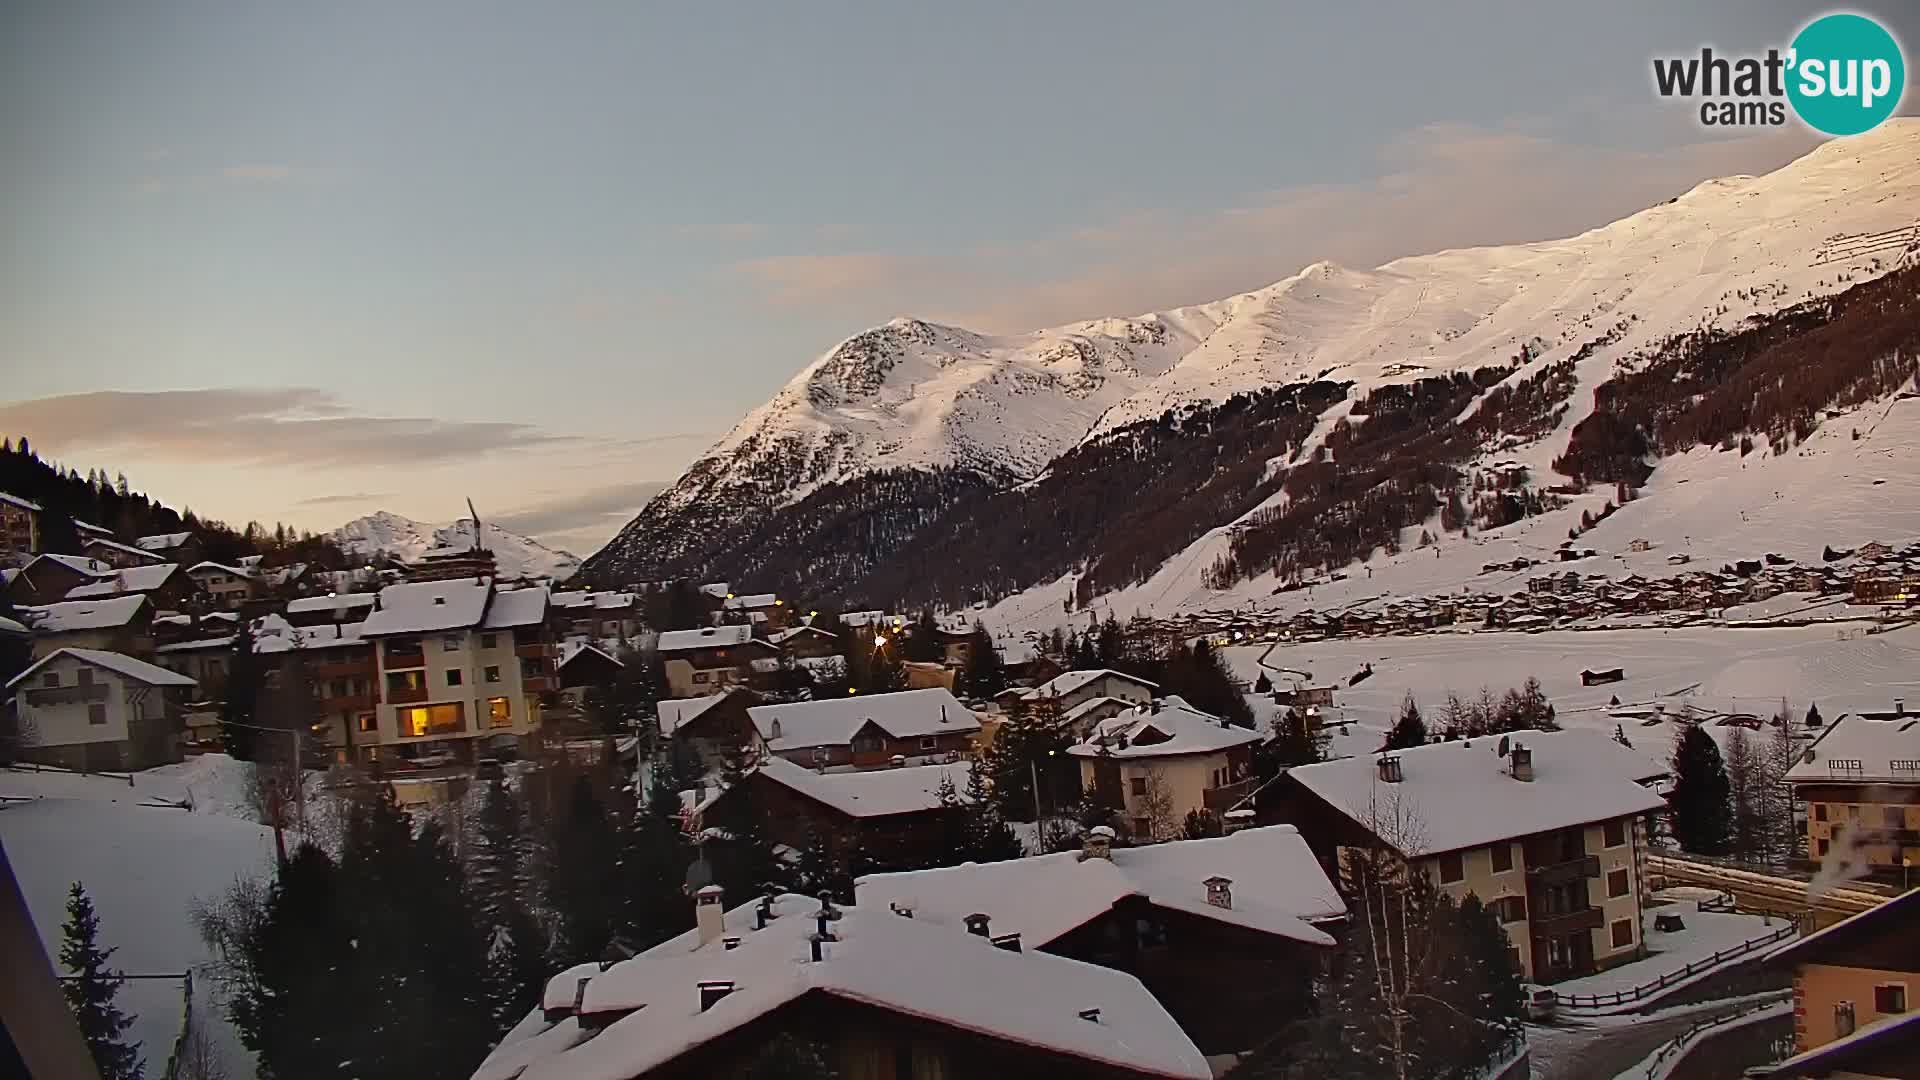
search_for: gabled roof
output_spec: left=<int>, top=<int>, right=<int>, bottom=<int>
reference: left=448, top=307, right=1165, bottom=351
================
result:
left=1033, top=668, right=1159, bottom=699
left=8, top=647, right=195, bottom=690
left=1284, top=728, right=1668, bottom=857
left=768, top=624, right=837, bottom=645
left=134, top=532, right=193, bottom=551
left=858, top=825, right=1344, bottom=950
left=185, top=561, right=253, bottom=578
left=1785, top=714, right=1920, bottom=786
left=748, top=688, right=979, bottom=752
left=0, top=491, right=43, bottom=512
left=558, top=642, right=622, bottom=669
left=549, top=589, right=636, bottom=611
left=22, top=594, right=149, bottom=633
left=659, top=692, right=737, bottom=737
left=500, top=894, right=1209, bottom=1080
left=748, top=756, right=970, bottom=818
left=82, top=536, right=169, bottom=564
left=657, top=623, right=757, bottom=653
left=1758, top=1007, right=1920, bottom=1079
left=1067, top=697, right=1261, bottom=760
left=251, top=616, right=368, bottom=654
left=63, top=563, right=180, bottom=600
left=482, top=586, right=549, bottom=630
left=284, top=592, right=377, bottom=616
left=1764, top=886, right=1920, bottom=971
left=28, top=553, right=116, bottom=580
left=721, top=592, right=778, bottom=610
left=357, top=577, right=492, bottom=636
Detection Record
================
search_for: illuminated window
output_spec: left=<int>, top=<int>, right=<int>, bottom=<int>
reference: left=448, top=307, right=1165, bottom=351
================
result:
left=488, top=697, right=512, bottom=729
left=357, top=713, right=376, bottom=733
left=484, top=665, right=501, bottom=683
left=400, top=703, right=465, bottom=737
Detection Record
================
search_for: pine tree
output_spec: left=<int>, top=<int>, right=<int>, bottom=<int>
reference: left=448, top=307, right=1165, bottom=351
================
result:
left=1804, top=701, right=1823, bottom=729
left=795, top=824, right=851, bottom=902
left=1384, top=693, right=1428, bottom=751
left=219, top=626, right=265, bottom=761
left=1670, top=725, right=1734, bottom=855
left=59, top=882, right=143, bottom=1080
left=229, top=842, right=355, bottom=1080
left=959, top=622, right=1007, bottom=698
left=469, top=778, right=548, bottom=1035
left=961, top=756, right=1026, bottom=861
left=903, top=610, right=943, bottom=664
left=1157, top=640, right=1253, bottom=728
left=1725, top=725, right=1764, bottom=861
left=540, top=777, right=620, bottom=966
left=615, top=803, right=695, bottom=949
left=1268, top=707, right=1321, bottom=768
left=1253, top=672, right=1272, bottom=694
left=1761, top=701, right=1800, bottom=865
left=982, top=698, right=1069, bottom=822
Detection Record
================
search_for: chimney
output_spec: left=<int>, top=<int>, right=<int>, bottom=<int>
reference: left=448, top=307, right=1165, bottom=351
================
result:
left=1897, top=698, right=1908, bottom=717
left=1377, top=755, right=1403, bottom=784
left=1078, top=1008, right=1102, bottom=1023
left=964, top=912, right=992, bottom=937
left=1204, top=875, right=1233, bottom=910
left=808, top=933, right=827, bottom=962
left=990, top=932, right=1022, bottom=952
left=1080, top=825, right=1115, bottom=862
left=571, top=976, right=591, bottom=1015
left=695, top=884, right=725, bottom=946
left=1510, top=744, right=1533, bottom=782
left=814, top=895, right=841, bottom=942
left=755, top=895, right=774, bottom=931
left=697, top=980, right=736, bottom=1012
left=888, top=901, right=916, bottom=919
left=722, top=936, right=741, bottom=951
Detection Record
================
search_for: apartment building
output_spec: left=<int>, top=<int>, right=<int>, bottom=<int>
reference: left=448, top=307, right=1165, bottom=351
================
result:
left=1787, top=711, right=1920, bottom=871
left=1276, top=728, right=1667, bottom=982
left=747, top=687, right=980, bottom=769
left=355, top=577, right=554, bottom=764
left=1764, top=888, right=1919, bottom=1074
left=0, top=492, right=41, bottom=561
left=657, top=623, right=776, bottom=697
left=1068, top=697, right=1262, bottom=841
left=252, top=617, right=381, bottom=766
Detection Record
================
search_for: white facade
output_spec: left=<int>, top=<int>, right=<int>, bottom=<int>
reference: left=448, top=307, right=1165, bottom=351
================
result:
left=372, top=628, right=543, bottom=750
left=9, top=649, right=193, bottom=770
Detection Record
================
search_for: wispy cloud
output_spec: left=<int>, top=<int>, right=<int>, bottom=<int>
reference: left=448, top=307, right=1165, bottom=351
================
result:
left=0, top=388, right=572, bottom=468
left=294, top=491, right=391, bottom=507
left=490, top=480, right=669, bottom=547
left=219, top=163, right=300, bottom=183
left=733, top=252, right=970, bottom=311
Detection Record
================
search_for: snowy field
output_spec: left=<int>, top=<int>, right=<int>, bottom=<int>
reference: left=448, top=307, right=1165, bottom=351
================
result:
left=0, top=788, right=275, bottom=1078
left=1219, top=622, right=1919, bottom=768
left=0, top=752, right=262, bottom=817
left=1549, top=906, right=1783, bottom=1000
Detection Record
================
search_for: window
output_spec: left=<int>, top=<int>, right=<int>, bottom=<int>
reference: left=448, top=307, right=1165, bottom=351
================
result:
left=1130, top=776, right=1147, bottom=797
left=1132, top=817, right=1151, bottom=837
left=484, top=665, right=501, bottom=683
left=1818, top=837, right=1831, bottom=856
left=87, top=703, right=107, bottom=726
left=488, top=697, right=512, bottom=729
left=1491, top=843, right=1513, bottom=873
left=399, top=702, right=465, bottom=737
left=1611, top=919, right=1634, bottom=949
left=1875, top=984, right=1908, bottom=1015
left=693, top=671, right=711, bottom=684
left=1848, top=804, right=1861, bottom=822
left=1604, top=819, right=1627, bottom=848
left=480, top=633, right=497, bottom=649
left=446, top=669, right=463, bottom=687
left=330, top=679, right=347, bottom=697
left=1885, top=806, right=1906, bottom=829
left=76, top=668, right=93, bottom=687
left=1834, top=1001, right=1856, bottom=1038
left=357, top=713, right=377, bottom=733
left=42, top=672, right=59, bottom=688
left=1492, top=896, right=1526, bottom=924
left=1814, top=803, right=1828, bottom=822
left=207, top=658, right=223, bottom=677
left=387, top=671, right=424, bottom=693
left=918, top=736, right=937, bottom=752
left=1608, top=868, right=1630, bottom=898
left=1438, top=851, right=1464, bottom=884
left=442, top=635, right=461, bottom=651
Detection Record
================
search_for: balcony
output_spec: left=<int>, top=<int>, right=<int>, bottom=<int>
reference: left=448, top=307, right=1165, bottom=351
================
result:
left=1527, top=854, right=1600, bottom=887
left=23, top=683, right=110, bottom=706
left=383, top=648, right=426, bottom=669
left=515, top=642, right=555, bottom=661
left=312, top=658, right=375, bottom=681
left=1202, top=776, right=1262, bottom=814
left=524, top=675, right=555, bottom=693
left=388, top=685, right=428, bottom=705
left=318, top=692, right=379, bottom=712
left=1531, top=906, right=1605, bottom=935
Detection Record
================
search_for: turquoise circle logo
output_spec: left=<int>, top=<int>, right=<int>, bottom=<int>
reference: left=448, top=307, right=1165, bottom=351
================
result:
left=1787, top=13, right=1905, bottom=135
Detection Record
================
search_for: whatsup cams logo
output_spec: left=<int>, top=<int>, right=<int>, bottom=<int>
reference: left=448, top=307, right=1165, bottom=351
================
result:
left=1653, top=12, right=1905, bottom=135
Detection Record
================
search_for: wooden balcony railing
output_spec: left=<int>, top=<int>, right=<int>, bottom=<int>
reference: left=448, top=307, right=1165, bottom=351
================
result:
left=1530, top=906, right=1604, bottom=935
left=388, top=685, right=428, bottom=705
left=1527, top=854, right=1600, bottom=886
left=383, top=649, right=426, bottom=669
left=23, top=683, right=110, bottom=706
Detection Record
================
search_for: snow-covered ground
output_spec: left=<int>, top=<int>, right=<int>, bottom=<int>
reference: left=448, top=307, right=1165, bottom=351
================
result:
left=1, top=753, right=267, bottom=820
left=0, top=798, right=275, bottom=1079
left=1549, top=905, right=1785, bottom=1001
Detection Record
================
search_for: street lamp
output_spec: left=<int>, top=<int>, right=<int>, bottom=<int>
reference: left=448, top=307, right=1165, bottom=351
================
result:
left=873, top=634, right=888, bottom=648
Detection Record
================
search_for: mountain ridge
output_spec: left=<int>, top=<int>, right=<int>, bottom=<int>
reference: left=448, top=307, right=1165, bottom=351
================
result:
left=331, top=510, right=580, bottom=582
left=585, top=122, right=1920, bottom=610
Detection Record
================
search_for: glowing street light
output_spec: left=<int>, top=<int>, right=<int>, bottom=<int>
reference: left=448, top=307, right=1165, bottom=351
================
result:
left=873, top=634, right=889, bottom=648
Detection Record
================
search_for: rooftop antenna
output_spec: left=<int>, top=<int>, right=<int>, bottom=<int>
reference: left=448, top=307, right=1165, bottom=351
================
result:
left=466, top=497, right=490, bottom=554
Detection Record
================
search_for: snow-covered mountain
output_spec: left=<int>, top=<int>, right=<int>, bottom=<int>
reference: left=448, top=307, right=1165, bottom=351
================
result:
left=586, top=122, right=1920, bottom=606
left=332, top=510, right=580, bottom=581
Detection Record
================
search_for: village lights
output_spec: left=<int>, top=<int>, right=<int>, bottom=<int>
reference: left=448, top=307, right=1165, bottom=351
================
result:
left=873, top=634, right=888, bottom=648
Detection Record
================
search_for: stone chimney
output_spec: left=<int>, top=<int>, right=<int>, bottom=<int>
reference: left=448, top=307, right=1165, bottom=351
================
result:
left=1377, top=755, right=1403, bottom=783
left=1204, top=875, right=1233, bottom=910
left=1078, top=1008, right=1102, bottom=1023
left=1510, top=744, right=1534, bottom=782
left=697, top=980, right=735, bottom=1012
left=1080, top=825, right=1116, bottom=862
left=695, top=884, right=725, bottom=946
left=964, top=912, right=992, bottom=937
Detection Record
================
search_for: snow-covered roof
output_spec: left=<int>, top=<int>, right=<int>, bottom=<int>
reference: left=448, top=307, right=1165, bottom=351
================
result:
left=1033, top=668, right=1159, bottom=698
left=658, top=692, right=734, bottom=737
left=558, top=642, right=622, bottom=669
left=549, top=589, right=636, bottom=611
left=21, top=594, right=148, bottom=632
left=1067, top=697, right=1261, bottom=760
left=185, top=560, right=253, bottom=579
left=1786, top=714, right=1920, bottom=785
left=482, top=586, right=550, bottom=630
left=501, top=893, right=1209, bottom=1080
left=134, top=531, right=192, bottom=551
left=1061, top=695, right=1132, bottom=725
left=8, top=647, right=195, bottom=690
left=722, top=592, right=778, bottom=610
left=252, top=618, right=368, bottom=654
left=30, top=553, right=116, bottom=579
left=153, top=636, right=236, bottom=655
left=768, top=624, right=837, bottom=645
left=697, top=581, right=729, bottom=598
left=0, top=615, right=28, bottom=636
left=657, top=623, right=756, bottom=653
left=83, top=536, right=168, bottom=563
left=62, top=562, right=179, bottom=599
left=0, top=491, right=43, bottom=512
left=839, top=610, right=903, bottom=629
left=751, top=756, right=970, bottom=818
left=748, top=687, right=979, bottom=752
left=858, top=825, right=1343, bottom=950
left=284, top=592, right=377, bottom=616
left=1285, top=728, right=1669, bottom=857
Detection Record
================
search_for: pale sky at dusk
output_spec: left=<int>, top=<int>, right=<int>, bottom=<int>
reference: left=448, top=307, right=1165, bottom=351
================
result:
left=3, top=1, right=1913, bottom=554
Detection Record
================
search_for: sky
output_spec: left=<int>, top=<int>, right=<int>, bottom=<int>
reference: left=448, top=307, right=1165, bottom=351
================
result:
left=3, top=1, right=1914, bottom=555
